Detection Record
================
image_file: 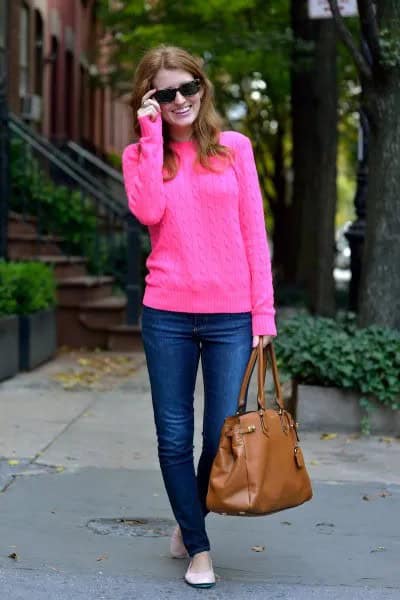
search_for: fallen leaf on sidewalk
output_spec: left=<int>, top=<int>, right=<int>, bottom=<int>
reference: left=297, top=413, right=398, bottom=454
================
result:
left=363, top=490, right=392, bottom=501
left=251, top=546, right=265, bottom=552
left=8, top=552, right=18, bottom=560
left=96, top=554, right=108, bottom=561
left=78, top=358, right=90, bottom=366
left=53, top=353, right=143, bottom=390
left=310, top=460, right=320, bottom=465
left=7, top=459, right=19, bottom=466
left=55, top=466, right=65, bottom=473
left=379, top=490, right=392, bottom=498
left=320, top=433, right=337, bottom=441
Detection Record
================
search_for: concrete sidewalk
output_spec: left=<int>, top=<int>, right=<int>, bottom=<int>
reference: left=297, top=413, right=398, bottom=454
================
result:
left=0, top=349, right=399, bottom=599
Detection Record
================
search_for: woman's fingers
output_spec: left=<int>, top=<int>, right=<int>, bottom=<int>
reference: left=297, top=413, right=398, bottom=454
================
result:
left=138, top=89, right=161, bottom=121
left=137, top=104, right=159, bottom=120
left=141, top=90, right=161, bottom=112
left=141, top=98, right=161, bottom=112
left=252, top=335, right=273, bottom=348
left=141, top=88, right=157, bottom=103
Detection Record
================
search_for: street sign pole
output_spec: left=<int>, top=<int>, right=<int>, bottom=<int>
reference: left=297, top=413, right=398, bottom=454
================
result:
left=308, top=0, right=358, bottom=19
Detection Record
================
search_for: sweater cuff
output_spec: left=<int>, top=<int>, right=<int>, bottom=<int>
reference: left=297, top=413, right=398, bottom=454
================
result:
left=252, top=313, right=277, bottom=337
left=138, top=113, right=163, bottom=140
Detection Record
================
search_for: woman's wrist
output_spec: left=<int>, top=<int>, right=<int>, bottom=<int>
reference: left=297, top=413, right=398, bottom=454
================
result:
left=138, top=112, right=163, bottom=140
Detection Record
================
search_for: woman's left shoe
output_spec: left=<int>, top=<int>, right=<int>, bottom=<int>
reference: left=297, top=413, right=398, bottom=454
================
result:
left=184, top=558, right=216, bottom=589
left=170, top=525, right=189, bottom=559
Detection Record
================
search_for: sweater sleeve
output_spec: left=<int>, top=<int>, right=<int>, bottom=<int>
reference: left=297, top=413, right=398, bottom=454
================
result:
left=235, top=134, right=277, bottom=337
left=121, top=113, right=166, bottom=226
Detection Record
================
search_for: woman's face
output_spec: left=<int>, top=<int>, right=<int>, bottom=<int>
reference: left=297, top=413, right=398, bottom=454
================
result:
left=152, top=68, right=204, bottom=132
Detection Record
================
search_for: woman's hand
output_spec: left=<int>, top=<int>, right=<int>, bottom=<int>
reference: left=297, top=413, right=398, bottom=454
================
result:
left=252, top=335, right=273, bottom=348
left=137, top=89, right=161, bottom=121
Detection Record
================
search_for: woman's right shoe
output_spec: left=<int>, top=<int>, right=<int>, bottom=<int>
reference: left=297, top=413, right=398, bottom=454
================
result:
left=170, top=525, right=189, bottom=559
left=184, top=558, right=216, bottom=589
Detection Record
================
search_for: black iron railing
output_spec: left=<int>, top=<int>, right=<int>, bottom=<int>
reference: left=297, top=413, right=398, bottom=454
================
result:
left=8, top=114, right=145, bottom=325
left=64, top=140, right=126, bottom=206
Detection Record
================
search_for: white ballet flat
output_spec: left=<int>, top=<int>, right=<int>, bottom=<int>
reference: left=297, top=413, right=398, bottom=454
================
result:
left=170, top=525, right=189, bottom=559
left=184, top=558, right=216, bottom=589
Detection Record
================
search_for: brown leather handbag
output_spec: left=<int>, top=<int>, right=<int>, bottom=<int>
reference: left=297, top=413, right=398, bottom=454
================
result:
left=206, top=340, right=313, bottom=516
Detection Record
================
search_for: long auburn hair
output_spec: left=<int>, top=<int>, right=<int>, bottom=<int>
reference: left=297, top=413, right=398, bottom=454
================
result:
left=130, top=45, right=232, bottom=180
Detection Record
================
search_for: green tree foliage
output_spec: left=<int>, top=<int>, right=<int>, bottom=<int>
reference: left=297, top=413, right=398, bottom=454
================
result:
left=98, top=0, right=296, bottom=272
left=98, top=0, right=359, bottom=314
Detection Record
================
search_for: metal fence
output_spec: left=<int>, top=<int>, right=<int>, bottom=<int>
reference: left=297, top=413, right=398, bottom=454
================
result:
left=6, top=113, right=145, bottom=325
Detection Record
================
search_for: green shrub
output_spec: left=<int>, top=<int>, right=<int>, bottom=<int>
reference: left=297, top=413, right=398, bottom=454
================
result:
left=274, top=313, right=400, bottom=433
left=0, top=261, right=56, bottom=316
left=0, top=263, right=18, bottom=316
left=106, top=151, right=122, bottom=170
left=10, top=138, right=98, bottom=265
left=9, top=138, right=131, bottom=280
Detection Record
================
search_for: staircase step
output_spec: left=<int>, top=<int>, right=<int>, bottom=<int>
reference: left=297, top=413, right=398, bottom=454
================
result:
left=8, top=216, right=38, bottom=236
left=8, top=233, right=63, bottom=258
left=9, top=211, right=37, bottom=224
left=107, top=324, right=143, bottom=352
left=79, top=296, right=127, bottom=328
left=56, top=306, right=108, bottom=349
left=57, top=276, right=114, bottom=306
left=57, top=296, right=128, bottom=349
left=7, top=211, right=136, bottom=351
left=34, top=255, right=88, bottom=279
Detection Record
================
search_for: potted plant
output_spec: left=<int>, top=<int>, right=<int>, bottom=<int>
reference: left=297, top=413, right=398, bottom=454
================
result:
left=0, top=263, right=19, bottom=381
left=0, top=261, right=57, bottom=374
left=274, top=313, right=400, bottom=435
left=13, top=262, right=57, bottom=371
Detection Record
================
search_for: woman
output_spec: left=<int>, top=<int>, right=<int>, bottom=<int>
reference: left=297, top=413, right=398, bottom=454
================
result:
left=122, top=45, right=277, bottom=589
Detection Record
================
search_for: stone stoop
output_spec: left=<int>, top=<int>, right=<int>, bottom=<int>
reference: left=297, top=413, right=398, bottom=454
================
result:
left=7, top=212, right=142, bottom=351
left=107, top=324, right=143, bottom=352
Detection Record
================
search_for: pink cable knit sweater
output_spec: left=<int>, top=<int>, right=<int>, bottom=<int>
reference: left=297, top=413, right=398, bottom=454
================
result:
left=122, top=113, right=276, bottom=336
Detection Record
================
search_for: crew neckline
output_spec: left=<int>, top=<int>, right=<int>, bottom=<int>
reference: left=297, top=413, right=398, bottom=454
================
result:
left=169, top=138, right=195, bottom=145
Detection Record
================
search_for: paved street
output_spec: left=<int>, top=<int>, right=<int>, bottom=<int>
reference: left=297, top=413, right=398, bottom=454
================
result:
left=0, top=350, right=399, bottom=599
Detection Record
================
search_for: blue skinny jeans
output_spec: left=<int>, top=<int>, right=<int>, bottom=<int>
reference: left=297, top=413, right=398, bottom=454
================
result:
left=141, top=305, right=253, bottom=557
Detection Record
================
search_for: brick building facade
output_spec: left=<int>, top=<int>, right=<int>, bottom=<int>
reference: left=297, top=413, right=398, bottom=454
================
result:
left=2, top=0, right=133, bottom=158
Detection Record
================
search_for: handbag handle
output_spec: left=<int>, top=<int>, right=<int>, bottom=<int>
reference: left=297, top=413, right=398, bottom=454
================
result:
left=236, top=339, right=284, bottom=413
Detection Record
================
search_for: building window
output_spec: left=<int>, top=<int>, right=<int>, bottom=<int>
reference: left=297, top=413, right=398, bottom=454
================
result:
left=19, top=3, right=30, bottom=97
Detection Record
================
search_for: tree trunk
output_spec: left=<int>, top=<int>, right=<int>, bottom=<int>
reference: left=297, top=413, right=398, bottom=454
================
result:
left=291, top=0, right=338, bottom=315
left=359, top=76, right=400, bottom=329
left=356, top=1, right=400, bottom=329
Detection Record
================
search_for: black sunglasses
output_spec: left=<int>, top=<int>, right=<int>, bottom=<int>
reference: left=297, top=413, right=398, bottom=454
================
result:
left=153, top=79, right=201, bottom=104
